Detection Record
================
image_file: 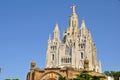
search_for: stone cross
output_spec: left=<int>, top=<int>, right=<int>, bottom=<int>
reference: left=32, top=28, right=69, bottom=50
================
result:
left=71, top=5, right=76, bottom=13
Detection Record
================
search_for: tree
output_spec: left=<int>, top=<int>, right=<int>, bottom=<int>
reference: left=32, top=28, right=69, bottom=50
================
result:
left=73, top=70, right=105, bottom=80
left=104, top=71, right=120, bottom=80
left=92, top=75, right=105, bottom=80
left=73, top=70, right=92, bottom=80
left=104, top=71, right=111, bottom=76
left=111, top=71, right=120, bottom=80
left=58, top=70, right=106, bottom=80
left=59, top=76, right=66, bottom=80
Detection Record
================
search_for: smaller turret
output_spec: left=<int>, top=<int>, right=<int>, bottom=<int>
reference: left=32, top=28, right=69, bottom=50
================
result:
left=69, top=5, right=78, bottom=35
left=81, top=18, right=86, bottom=27
left=80, top=18, right=88, bottom=36
left=53, top=22, right=60, bottom=41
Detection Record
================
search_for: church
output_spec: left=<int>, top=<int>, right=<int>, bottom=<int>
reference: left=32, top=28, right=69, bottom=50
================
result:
left=27, top=5, right=102, bottom=80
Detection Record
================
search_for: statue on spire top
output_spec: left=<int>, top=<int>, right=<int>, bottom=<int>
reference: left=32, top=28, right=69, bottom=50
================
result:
left=71, top=5, right=76, bottom=13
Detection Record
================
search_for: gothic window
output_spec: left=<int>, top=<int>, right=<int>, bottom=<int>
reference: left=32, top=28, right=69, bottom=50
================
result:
left=52, top=54, right=54, bottom=60
left=66, top=58, right=67, bottom=63
left=68, top=58, right=70, bottom=63
left=53, top=46, right=55, bottom=51
left=70, top=58, right=71, bottom=63
left=81, top=52, right=84, bottom=59
left=81, top=44, right=83, bottom=48
left=65, top=58, right=67, bottom=63
left=83, top=44, right=85, bottom=48
left=74, top=42, right=75, bottom=47
left=61, top=58, right=63, bottom=63
left=78, top=43, right=80, bottom=47
left=54, top=46, right=56, bottom=50
left=81, top=43, right=85, bottom=48
left=52, top=46, right=54, bottom=50
left=63, top=58, right=65, bottom=63
left=67, top=58, right=69, bottom=63
left=84, top=40, right=86, bottom=42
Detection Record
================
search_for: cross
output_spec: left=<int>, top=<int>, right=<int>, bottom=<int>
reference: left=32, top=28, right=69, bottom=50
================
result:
left=71, top=5, right=76, bottom=13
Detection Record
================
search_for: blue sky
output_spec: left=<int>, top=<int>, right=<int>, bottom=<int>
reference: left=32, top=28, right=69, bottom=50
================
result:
left=0, top=0, right=120, bottom=80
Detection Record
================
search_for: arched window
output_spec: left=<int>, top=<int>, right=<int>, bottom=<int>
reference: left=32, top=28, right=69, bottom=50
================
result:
left=51, top=46, right=52, bottom=49
left=78, top=43, right=80, bottom=47
left=81, top=52, right=84, bottom=59
left=65, top=58, right=67, bottom=63
left=67, top=58, right=69, bottom=63
left=81, top=43, right=85, bottom=48
left=63, top=58, right=65, bottom=63
left=52, top=54, right=54, bottom=60
left=70, top=58, right=71, bottom=63
left=68, top=58, right=69, bottom=63
left=61, top=58, right=63, bottom=63
left=74, top=42, right=75, bottom=47
left=81, top=44, right=83, bottom=48
left=54, top=46, right=56, bottom=50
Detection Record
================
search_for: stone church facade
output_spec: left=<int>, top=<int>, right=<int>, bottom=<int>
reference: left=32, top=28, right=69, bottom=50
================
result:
left=46, top=5, right=101, bottom=73
left=27, top=5, right=102, bottom=80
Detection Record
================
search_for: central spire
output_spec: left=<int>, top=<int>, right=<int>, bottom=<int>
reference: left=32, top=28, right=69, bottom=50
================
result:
left=69, top=5, right=78, bottom=33
left=71, top=5, right=76, bottom=13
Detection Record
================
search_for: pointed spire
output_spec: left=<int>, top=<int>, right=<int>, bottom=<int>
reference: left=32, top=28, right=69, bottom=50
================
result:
left=48, top=34, right=51, bottom=41
left=81, top=18, right=86, bottom=27
left=80, top=18, right=87, bottom=30
left=54, top=22, right=59, bottom=32
left=80, top=18, right=88, bottom=35
left=53, top=22, right=60, bottom=41
left=69, top=5, right=78, bottom=32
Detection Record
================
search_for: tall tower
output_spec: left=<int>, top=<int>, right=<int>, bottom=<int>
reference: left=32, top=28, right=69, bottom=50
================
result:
left=53, top=22, right=60, bottom=41
left=69, top=5, right=78, bottom=36
left=46, top=5, right=102, bottom=73
left=46, top=23, right=60, bottom=68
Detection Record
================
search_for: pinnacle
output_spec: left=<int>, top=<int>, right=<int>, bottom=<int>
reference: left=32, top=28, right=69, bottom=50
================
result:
left=82, top=17, right=85, bottom=23
left=81, top=18, right=86, bottom=27
left=54, top=22, right=59, bottom=32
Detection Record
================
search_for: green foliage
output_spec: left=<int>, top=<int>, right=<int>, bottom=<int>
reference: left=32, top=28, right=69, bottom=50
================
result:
left=59, top=76, right=66, bottom=80
left=92, top=75, right=105, bottom=80
left=104, top=71, right=120, bottom=80
left=72, top=70, right=105, bottom=80
left=104, top=71, right=111, bottom=76
left=74, top=70, right=92, bottom=80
